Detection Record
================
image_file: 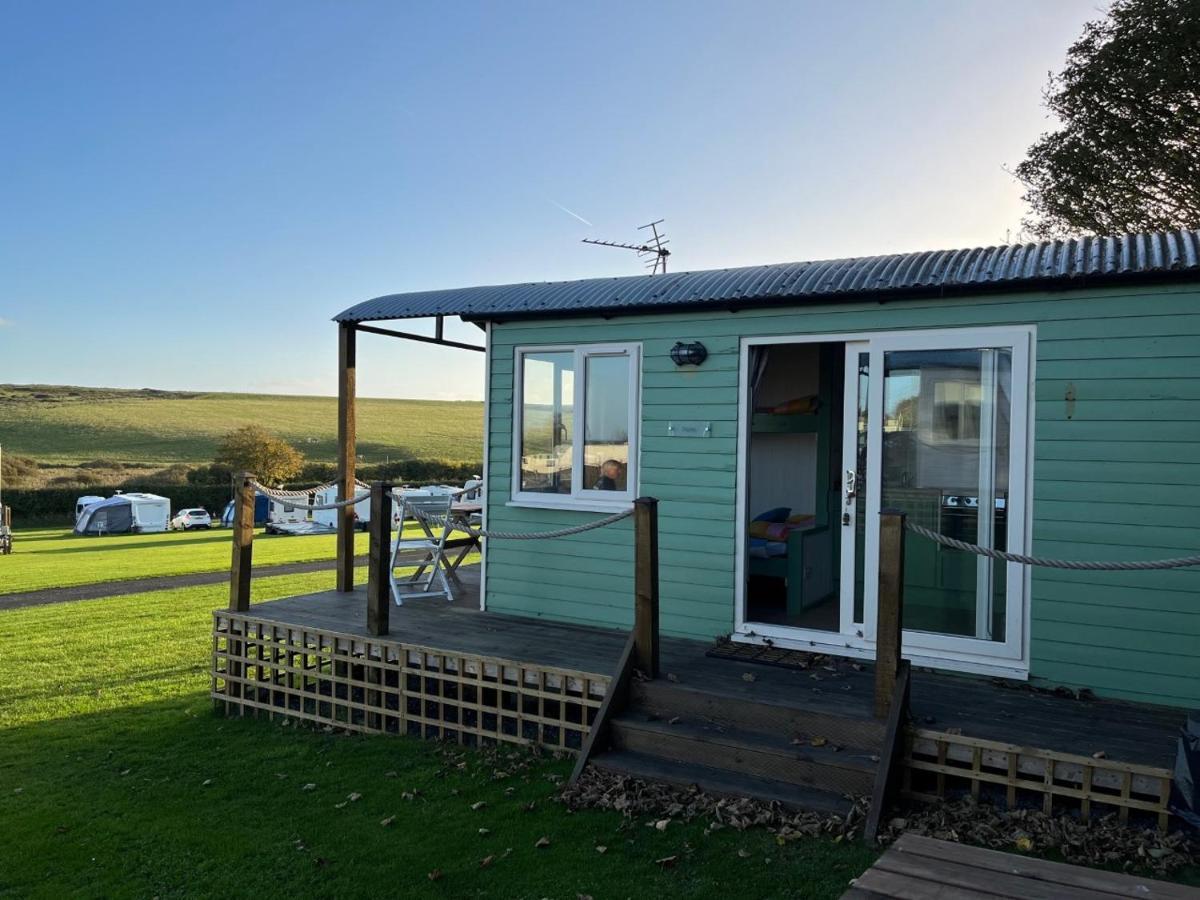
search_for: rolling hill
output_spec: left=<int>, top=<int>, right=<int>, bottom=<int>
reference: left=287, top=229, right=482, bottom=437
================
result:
left=0, top=384, right=484, bottom=475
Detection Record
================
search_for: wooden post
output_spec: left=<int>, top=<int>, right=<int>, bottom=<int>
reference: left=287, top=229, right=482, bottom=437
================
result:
left=633, top=496, right=660, bottom=678
left=874, top=509, right=906, bottom=718
left=229, top=473, right=255, bottom=611
left=336, top=321, right=357, bottom=592
left=366, top=481, right=393, bottom=636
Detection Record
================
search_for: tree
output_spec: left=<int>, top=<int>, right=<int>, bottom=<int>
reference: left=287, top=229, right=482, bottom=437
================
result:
left=214, top=425, right=304, bottom=486
left=1015, top=0, right=1200, bottom=237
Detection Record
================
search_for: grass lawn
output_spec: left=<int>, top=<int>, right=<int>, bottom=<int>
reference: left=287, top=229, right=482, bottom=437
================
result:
left=0, top=571, right=876, bottom=899
left=0, top=385, right=483, bottom=467
left=0, top=526, right=453, bottom=595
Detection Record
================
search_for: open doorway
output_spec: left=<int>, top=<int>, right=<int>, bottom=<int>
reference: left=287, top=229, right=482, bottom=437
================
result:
left=743, top=342, right=845, bottom=632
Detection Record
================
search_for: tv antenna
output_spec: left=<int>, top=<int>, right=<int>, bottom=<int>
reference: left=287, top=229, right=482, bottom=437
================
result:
left=582, top=220, right=671, bottom=274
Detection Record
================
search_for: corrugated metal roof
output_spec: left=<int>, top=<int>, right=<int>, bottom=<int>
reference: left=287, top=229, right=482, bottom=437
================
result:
left=334, top=228, right=1200, bottom=323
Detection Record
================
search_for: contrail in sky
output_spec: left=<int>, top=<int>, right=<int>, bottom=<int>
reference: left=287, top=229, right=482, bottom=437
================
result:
left=549, top=200, right=593, bottom=227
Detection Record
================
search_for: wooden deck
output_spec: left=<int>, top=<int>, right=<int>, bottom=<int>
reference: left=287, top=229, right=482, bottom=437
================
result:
left=845, top=834, right=1197, bottom=898
left=214, top=564, right=1184, bottom=824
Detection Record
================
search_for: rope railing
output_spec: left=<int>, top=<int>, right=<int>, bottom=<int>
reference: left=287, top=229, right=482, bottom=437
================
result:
left=905, top=520, right=1200, bottom=571
left=420, top=508, right=633, bottom=541
left=249, top=478, right=631, bottom=540
left=248, top=479, right=366, bottom=508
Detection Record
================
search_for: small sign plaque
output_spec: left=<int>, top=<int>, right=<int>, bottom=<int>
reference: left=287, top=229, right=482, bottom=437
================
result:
left=667, top=421, right=712, bottom=438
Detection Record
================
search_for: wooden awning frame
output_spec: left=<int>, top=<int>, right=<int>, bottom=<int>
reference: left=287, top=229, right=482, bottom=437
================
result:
left=335, top=316, right=485, bottom=591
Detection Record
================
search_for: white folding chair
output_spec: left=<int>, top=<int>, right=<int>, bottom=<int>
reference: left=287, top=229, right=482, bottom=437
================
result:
left=389, top=492, right=455, bottom=605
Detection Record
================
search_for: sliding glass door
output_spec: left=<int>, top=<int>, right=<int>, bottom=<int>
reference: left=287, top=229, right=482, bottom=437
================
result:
left=854, top=328, right=1031, bottom=663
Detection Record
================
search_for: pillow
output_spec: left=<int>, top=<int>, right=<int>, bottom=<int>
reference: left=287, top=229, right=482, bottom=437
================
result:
left=747, top=521, right=774, bottom=539
left=787, top=512, right=816, bottom=526
left=752, top=506, right=791, bottom=524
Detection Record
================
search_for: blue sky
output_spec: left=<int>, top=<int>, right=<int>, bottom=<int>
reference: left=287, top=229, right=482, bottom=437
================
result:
left=0, top=0, right=1100, bottom=400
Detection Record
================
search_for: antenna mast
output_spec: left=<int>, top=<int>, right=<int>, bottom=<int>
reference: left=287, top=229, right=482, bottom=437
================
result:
left=582, top=219, right=671, bottom=274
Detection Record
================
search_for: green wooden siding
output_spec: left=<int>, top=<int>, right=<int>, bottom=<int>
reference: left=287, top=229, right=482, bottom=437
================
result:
left=484, top=282, right=1200, bottom=707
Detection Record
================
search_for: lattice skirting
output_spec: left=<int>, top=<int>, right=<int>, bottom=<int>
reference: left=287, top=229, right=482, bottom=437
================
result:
left=211, top=612, right=609, bottom=752
left=903, top=728, right=1174, bottom=829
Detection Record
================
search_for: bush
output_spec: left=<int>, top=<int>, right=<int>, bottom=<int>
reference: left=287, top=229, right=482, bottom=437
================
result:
left=357, top=459, right=482, bottom=485
left=187, top=463, right=233, bottom=485
left=0, top=453, right=40, bottom=487
left=214, top=425, right=303, bottom=485
left=49, top=472, right=100, bottom=486
left=79, top=459, right=125, bottom=471
left=140, top=464, right=191, bottom=486
left=297, top=462, right=337, bottom=484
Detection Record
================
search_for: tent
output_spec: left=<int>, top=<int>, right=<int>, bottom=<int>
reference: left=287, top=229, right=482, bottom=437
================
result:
left=219, top=494, right=270, bottom=527
left=74, top=493, right=170, bottom=535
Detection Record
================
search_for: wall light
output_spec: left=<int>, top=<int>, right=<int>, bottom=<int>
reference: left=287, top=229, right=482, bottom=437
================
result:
left=670, top=341, right=708, bottom=367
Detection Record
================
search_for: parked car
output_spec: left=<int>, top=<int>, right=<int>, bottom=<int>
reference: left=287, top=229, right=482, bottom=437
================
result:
left=170, top=508, right=212, bottom=530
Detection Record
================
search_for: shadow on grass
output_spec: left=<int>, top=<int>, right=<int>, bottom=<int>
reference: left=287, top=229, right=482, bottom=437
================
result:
left=0, top=693, right=875, bottom=900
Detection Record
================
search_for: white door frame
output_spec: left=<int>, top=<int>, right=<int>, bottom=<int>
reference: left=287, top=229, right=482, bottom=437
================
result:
left=734, top=327, right=1035, bottom=679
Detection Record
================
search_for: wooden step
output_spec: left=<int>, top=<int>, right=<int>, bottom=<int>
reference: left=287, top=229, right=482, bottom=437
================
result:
left=610, top=712, right=878, bottom=797
left=589, top=749, right=855, bottom=817
left=633, top=677, right=886, bottom=753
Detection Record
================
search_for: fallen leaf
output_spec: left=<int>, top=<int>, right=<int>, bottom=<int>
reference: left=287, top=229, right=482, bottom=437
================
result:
left=535, top=836, right=551, bottom=848
left=427, top=869, right=442, bottom=881
left=1015, top=836, right=1033, bottom=852
left=334, top=802, right=347, bottom=809
left=380, top=816, right=395, bottom=827
left=668, top=716, right=681, bottom=725
left=478, top=828, right=490, bottom=836
left=742, top=672, right=757, bottom=683
left=471, top=801, right=487, bottom=811
left=384, top=771, right=398, bottom=778
left=655, top=855, right=678, bottom=868
left=666, top=673, right=679, bottom=683
left=655, top=818, right=671, bottom=831
left=302, top=783, right=317, bottom=792
left=737, top=849, right=751, bottom=859
left=201, top=779, right=213, bottom=786
left=810, top=737, right=828, bottom=747
left=1092, top=750, right=1106, bottom=759
left=595, top=845, right=607, bottom=854
left=348, top=792, right=361, bottom=802
left=480, top=854, right=495, bottom=868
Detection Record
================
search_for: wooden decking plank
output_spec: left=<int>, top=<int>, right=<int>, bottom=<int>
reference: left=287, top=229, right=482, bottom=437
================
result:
left=876, top=846, right=1109, bottom=900
left=239, top=566, right=1180, bottom=777
left=894, top=834, right=1200, bottom=899
left=853, top=865, right=1015, bottom=899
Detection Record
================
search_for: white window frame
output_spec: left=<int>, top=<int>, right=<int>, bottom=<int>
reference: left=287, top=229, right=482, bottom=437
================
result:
left=733, top=326, right=1035, bottom=681
left=509, top=342, right=640, bottom=513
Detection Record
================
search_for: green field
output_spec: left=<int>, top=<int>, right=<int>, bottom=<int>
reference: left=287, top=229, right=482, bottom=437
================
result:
left=0, top=524, right=476, bottom=595
left=0, top=570, right=875, bottom=898
left=0, top=384, right=483, bottom=467
left=0, top=527, right=373, bottom=594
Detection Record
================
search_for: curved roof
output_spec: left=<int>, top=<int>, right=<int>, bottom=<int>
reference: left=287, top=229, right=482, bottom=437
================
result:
left=335, top=228, right=1200, bottom=324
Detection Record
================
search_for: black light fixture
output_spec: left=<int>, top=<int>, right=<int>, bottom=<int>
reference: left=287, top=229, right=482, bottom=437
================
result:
left=670, top=341, right=707, bottom=367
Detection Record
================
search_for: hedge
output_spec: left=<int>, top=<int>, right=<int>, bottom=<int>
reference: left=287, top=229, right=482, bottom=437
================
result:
left=6, top=484, right=234, bottom=526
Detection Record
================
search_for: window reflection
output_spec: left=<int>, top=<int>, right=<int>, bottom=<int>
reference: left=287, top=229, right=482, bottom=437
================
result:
left=520, top=352, right=574, bottom=494
left=584, top=354, right=630, bottom=491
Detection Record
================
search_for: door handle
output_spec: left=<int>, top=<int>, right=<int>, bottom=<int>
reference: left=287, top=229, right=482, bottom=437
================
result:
left=844, top=469, right=857, bottom=502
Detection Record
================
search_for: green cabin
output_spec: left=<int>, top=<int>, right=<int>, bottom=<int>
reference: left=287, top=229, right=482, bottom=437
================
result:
left=336, top=228, right=1200, bottom=709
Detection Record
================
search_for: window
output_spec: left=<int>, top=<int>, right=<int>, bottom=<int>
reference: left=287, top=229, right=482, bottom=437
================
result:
left=513, top=344, right=640, bottom=509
